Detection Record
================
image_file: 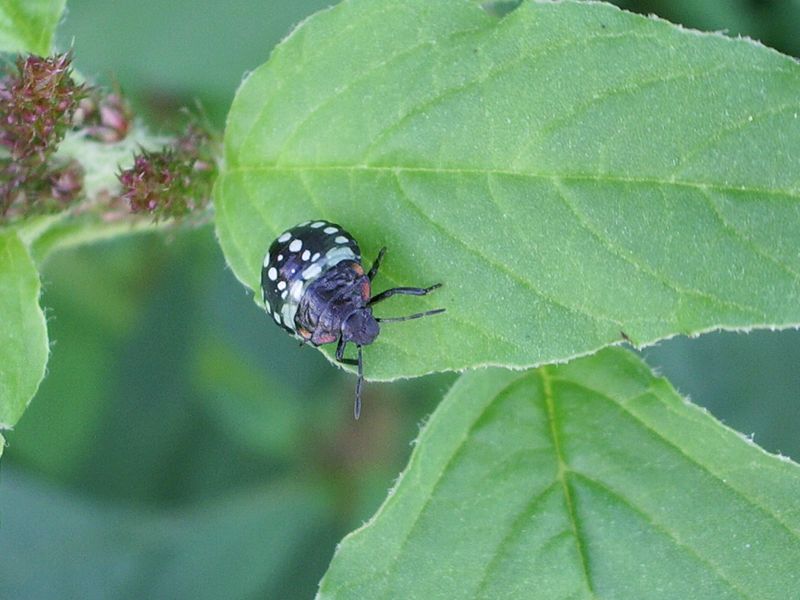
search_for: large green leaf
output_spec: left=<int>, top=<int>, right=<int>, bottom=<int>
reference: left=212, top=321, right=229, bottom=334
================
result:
left=0, top=230, right=48, bottom=428
left=0, top=0, right=65, bottom=54
left=318, top=348, right=800, bottom=599
left=215, top=0, right=800, bottom=380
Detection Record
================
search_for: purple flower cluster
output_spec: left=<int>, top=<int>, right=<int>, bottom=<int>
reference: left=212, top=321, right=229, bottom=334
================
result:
left=74, top=90, right=132, bottom=144
left=1, top=51, right=217, bottom=223
left=0, top=53, right=84, bottom=160
left=119, top=124, right=216, bottom=220
left=0, top=53, right=86, bottom=216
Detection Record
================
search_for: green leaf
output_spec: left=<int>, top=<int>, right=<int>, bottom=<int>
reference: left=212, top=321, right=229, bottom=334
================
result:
left=215, top=0, right=800, bottom=381
left=4, top=238, right=148, bottom=477
left=0, top=0, right=66, bottom=54
left=20, top=213, right=166, bottom=264
left=318, top=348, right=800, bottom=599
left=0, top=470, right=332, bottom=599
left=0, top=230, right=48, bottom=429
left=192, top=336, right=307, bottom=459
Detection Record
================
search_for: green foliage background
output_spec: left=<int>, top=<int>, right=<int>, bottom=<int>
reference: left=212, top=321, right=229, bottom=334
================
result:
left=1, top=1, right=799, bottom=598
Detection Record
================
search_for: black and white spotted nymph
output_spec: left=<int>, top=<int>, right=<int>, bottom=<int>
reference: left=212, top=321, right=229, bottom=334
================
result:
left=261, top=220, right=445, bottom=419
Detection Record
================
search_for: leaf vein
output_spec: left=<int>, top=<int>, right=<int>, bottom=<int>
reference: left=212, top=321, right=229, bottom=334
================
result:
left=671, top=101, right=800, bottom=179
left=375, top=268, right=519, bottom=355
left=369, top=373, right=531, bottom=600
left=697, top=187, right=800, bottom=283
left=392, top=171, right=623, bottom=330
left=471, top=481, right=561, bottom=598
left=235, top=2, right=379, bottom=159
left=571, top=471, right=754, bottom=600
left=540, top=366, right=597, bottom=598
left=655, top=184, right=769, bottom=320
left=512, top=61, right=739, bottom=169
left=227, top=166, right=800, bottom=200
left=273, top=20, right=491, bottom=165
left=552, top=377, right=800, bottom=539
left=363, top=30, right=663, bottom=163
left=550, top=177, right=681, bottom=323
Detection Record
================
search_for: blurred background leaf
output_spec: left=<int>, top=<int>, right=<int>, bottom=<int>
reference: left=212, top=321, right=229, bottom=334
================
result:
left=0, top=230, right=48, bottom=429
left=2, top=225, right=452, bottom=598
left=0, top=0, right=65, bottom=54
left=0, top=469, right=333, bottom=599
left=57, top=0, right=331, bottom=125
left=0, top=1, right=798, bottom=599
left=614, top=0, right=800, bottom=58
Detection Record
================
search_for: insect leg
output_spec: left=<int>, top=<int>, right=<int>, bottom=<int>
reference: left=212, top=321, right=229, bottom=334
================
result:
left=336, top=337, right=358, bottom=365
left=369, top=283, right=441, bottom=305
left=367, top=247, right=387, bottom=281
left=354, top=345, right=363, bottom=420
left=376, top=308, right=446, bottom=323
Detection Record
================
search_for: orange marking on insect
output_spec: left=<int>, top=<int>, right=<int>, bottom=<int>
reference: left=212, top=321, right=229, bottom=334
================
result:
left=361, top=280, right=371, bottom=301
left=314, top=332, right=337, bottom=345
left=297, top=326, right=312, bottom=341
left=351, top=263, right=364, bottom=276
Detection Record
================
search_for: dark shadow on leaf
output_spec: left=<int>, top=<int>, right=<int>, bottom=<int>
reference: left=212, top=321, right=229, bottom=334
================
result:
left=480, top=1, right=523, bottom=19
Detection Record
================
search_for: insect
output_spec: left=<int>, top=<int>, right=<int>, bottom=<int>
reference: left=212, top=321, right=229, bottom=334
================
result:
left=261, top=220, right=444, bottom=419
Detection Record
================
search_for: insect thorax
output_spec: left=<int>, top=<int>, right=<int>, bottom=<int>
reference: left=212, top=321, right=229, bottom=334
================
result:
left=295, top=260, right=372, bottom=346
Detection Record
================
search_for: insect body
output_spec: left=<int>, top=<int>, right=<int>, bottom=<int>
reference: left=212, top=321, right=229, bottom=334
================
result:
left=262, top=220, right=444, bottom=419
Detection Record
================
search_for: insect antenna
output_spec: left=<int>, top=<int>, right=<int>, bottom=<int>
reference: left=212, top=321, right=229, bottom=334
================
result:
left=354, top=345, right=364, bottom=420
left=376, top=308, right=445, bottom=323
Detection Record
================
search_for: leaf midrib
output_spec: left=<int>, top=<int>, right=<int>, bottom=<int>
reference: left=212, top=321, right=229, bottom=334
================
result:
left=541, top=366, right=597, bottom=598
left=229, top=161, right=799, bottom=340
left=225, top=165, right=800, bottom=200
left=554, top=377, right=800, bottom=538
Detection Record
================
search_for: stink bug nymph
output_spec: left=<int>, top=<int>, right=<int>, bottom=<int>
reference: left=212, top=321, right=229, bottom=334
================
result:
left=261, top=220, right=444, bottom=419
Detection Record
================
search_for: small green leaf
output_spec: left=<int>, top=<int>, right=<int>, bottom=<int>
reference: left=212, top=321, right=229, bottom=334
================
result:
left=215, top=0, right=800, bottom=380
left=0, top=230, right=48, bottom=428
left=0, top=0, right=66, bottom=54
left=22, top=214, right=166, bottom=264
left=318, top=348, right=800, bottom=599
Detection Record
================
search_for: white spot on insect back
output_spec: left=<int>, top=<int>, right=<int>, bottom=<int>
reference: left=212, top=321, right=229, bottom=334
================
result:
left=267, top=267, right=278, bottom=281
left=334, top=235, right=349, bottom=244
left=273, top=312, right=281, bottom=324
left=278, top=232, right=291, bottom=243
left=281, top=303, right=296, bottom=329
left=289, top=239, right=303, bottom=252
left=290, top=279, right=304, bottom=302
left=277, top=280, right=287, bottom=291
left=262, top=254, right=271, bottom=267
left=325, top=246, right=356, bottom=264
left=302, top=263, right=322, bottom=280
left=277, top=254, right=284, bottom=262
left=311, top=221, right=326, bottom=228
left=324, top=226, right=338, bottom=234
left=311, top=252, right=320, bottom=261
left=301, top=249, right=311, bottom=261
left=281, top=290, right=288, bottom=300
left=265, top=301, right=271, bottom=314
